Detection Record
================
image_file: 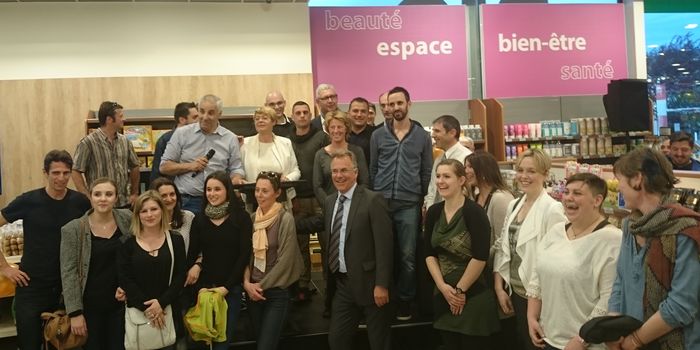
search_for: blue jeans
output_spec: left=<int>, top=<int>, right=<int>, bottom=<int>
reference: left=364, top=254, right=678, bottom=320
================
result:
left=389, top=199, right=420, bottom=302
left=14, top=283, right=61, bottom=350
left=212, top=285, right=243, bottom=350
left=181, top=195, right=203, bottom=214
left=247, top=287, right=290, bottom=350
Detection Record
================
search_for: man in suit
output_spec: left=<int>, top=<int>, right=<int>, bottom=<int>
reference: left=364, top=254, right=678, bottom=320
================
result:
left=312, top=83, right=339, bottom=132
left=322, top=150, right=393, bottom=350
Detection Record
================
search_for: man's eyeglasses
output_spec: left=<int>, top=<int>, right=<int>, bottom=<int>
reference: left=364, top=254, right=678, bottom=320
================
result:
left=319, top=94, right=338, bottom=102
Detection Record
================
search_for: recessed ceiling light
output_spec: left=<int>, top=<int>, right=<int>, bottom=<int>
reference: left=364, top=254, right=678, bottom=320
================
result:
left=681, top=48, right=686, bottom=51
left=682, top=72, right=690, bottom=75
left=648, top=44, right=659, bottom=48
left=685, top=24, right=698, bottom=29
left=672, top=63, right=681, bottom=66
left=659, top=52, right=665, bottom=55
left=678, top=67, right=686, bottom=71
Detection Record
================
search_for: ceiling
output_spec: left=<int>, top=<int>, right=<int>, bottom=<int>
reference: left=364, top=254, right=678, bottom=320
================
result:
left=1, top=0, right=307, bottom=3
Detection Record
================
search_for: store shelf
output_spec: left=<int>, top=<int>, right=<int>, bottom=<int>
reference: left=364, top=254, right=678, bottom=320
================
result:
left=580, top=154, right=623, bottom=160
left=505, top=136, right=578, bottom=143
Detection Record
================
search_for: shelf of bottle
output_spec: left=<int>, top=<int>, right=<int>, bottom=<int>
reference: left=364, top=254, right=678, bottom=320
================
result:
left=579, top=154, right=623, bottom=160
left=501, top=154, right=621, bottom=165
left=504, top=132, right=650, bottom=143
left=505, top=136, right=578, bottom=143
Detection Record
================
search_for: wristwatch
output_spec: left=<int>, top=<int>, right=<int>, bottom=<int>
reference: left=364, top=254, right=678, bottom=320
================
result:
left=455, top=287, right=465, bottom=295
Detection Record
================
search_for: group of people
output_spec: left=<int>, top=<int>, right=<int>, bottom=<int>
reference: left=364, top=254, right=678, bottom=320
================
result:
left=0, top=82, right=698, bottom=350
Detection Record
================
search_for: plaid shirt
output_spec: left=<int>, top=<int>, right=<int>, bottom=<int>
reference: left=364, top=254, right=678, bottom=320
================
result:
left=73, top=128, right=140, bottom=207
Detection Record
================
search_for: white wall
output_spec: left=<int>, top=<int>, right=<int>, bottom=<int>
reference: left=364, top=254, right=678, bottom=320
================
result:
left=0, top=3, right=312, bottom=80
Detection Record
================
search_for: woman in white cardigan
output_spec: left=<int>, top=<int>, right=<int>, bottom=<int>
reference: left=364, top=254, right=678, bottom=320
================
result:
left=493, top=149, right=566, bottom=350
left=241, top=107, right=301, bottom=208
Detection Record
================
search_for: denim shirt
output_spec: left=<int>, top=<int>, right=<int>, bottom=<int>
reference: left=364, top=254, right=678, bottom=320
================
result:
left=608, top=229, right=700, bottom=348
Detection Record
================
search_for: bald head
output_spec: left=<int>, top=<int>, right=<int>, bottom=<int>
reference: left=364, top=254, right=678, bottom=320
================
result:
left=265, top=91, right=286, bottom=119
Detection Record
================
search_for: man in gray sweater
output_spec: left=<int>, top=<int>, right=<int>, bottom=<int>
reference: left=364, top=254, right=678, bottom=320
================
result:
left=289, top=101, right=329, bottom=301
left=370, top=86, right=432, bottom=321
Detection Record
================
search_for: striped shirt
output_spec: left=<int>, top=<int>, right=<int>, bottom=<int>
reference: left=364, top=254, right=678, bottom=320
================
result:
left=73, top=128, right=140, bottom=207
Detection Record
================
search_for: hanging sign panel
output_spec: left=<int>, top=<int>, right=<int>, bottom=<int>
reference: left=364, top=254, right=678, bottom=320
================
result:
left=310, top=6, right=468, bottom=103
left=481, top=4, right=628, bottom=98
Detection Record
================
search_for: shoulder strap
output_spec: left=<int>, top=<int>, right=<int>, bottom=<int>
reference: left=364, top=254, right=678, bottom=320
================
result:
left=166, top=231, right=174, bottom=285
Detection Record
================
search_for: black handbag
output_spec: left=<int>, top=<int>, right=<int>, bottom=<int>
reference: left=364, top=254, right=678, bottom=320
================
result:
left=579, top=315, right=644, bottom=344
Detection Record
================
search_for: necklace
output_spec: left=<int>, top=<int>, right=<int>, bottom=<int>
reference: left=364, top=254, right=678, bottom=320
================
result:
left=88, top=218, right=113, bottom=231
left=569, top=217, right=602, bottom=239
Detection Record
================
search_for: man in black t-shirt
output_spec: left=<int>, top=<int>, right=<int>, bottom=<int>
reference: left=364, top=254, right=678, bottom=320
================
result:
left=0, top=150, right=90, bottom=349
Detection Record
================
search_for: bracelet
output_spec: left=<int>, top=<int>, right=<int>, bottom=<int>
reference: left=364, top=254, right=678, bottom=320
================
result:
left=630, top=330, right=645, bottom=348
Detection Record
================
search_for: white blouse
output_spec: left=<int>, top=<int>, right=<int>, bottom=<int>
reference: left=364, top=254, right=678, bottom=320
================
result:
left=534, top=221, right=622, bottom=349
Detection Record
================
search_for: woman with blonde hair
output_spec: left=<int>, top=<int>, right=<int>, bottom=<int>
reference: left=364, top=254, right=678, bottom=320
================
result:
left=313, top=110, right=369, bottom=205
left=606, top=148, right=700, bottom=349
left=61, top=178, right=132, bottom=349
left=118, top=191, right=187, bottom=349
left=241, top=106, right=301, bottom=207
left=493, top=149, right=566, bottom=350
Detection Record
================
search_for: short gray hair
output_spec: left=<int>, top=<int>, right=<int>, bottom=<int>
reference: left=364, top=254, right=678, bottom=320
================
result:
left=199, top=94, right=223, bottom=113
left=315, top=83, right=336, bottom=99
left=330, top=149, right=358, bottom=170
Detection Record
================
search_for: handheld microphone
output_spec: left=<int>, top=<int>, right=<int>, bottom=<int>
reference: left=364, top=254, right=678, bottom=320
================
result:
left=191, top=149, right=216, bottom=177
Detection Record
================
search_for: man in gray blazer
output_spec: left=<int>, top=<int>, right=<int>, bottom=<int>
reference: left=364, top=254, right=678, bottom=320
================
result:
left=321, top=150, right=393, bottom=350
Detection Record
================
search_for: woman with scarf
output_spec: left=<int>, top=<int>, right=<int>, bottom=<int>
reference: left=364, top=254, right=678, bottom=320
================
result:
left=186, top=171, right=252, bottom=350
left=607, top=148, right=700, bottom=350
left=424, top=159, right=500, bottom=349
left=243, top=171, right=303, bottom=350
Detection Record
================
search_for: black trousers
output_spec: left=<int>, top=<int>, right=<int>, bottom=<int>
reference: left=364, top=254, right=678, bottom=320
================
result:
left=440, top=330, right=492, bottom=350
left=512, top=293, right=538, bottom=350
left=328, top=276, right=392, bottom=350
left=83, top=304, right=125, bottom=350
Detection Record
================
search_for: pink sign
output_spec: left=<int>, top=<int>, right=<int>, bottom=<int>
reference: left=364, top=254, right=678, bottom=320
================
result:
left=481, top=4, right=628, bottom=99
left=310, top=6, right=468, bottom=103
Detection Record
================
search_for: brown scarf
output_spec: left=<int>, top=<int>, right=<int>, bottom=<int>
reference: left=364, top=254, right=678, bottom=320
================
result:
left=628, top=200, right=700, bottom=350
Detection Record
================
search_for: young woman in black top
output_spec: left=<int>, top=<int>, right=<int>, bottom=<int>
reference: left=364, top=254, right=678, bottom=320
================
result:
left=118, top=190, right=186, bottom=348
left=186, top=171, right=252, bottom=350
left=60, top=178, right=133, bottom=350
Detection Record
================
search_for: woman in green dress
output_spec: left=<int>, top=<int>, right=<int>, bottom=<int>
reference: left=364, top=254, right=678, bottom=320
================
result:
left=424, top=159, right=500, bottom=350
